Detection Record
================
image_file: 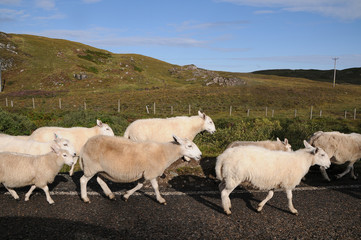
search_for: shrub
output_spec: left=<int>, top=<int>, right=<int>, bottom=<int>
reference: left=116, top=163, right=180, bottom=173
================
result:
left=0, top=108, right=36, bottom=135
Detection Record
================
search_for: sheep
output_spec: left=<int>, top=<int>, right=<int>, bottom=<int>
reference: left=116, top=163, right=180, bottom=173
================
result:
left=0, top=133, right=76, bottom=157
left=123, top=111, right=214, bottom=161
left=79, top=135, right=202, bottom=204
left=308, top=131, right=361, bottom=181
left=0, top=145, right=74, bottom=204
left=123, top=111, right=215, bottom=142
left=28, top=119, right=114, bottom=176
left=227, top=137, right=291, bottom=151
left=215, top=140, right=330, bottom=215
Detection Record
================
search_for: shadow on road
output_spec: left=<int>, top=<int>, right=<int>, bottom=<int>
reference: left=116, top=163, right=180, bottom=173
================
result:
left=0, top=216, right=125, bottom=239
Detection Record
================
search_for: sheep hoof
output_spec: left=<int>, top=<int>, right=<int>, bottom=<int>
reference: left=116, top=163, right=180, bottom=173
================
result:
left=257, top=207, right=263, bottom=213
left=82, top=198, right=91, bottom=203
left=224, top=210, right=232, bottom=215
left=108, top=193, right=116, bottom=200
left=291, top=210, right=299, bottom=216
left=122, top=196, right=129, bottom=202
left=162, top=201, right=167, bottom=206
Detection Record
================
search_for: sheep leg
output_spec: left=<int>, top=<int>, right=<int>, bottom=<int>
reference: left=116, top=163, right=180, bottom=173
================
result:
left=286, top=189, right=298, bottom=215
left=336, top=163, right=356, bottom=180
left=41, top=185, right=55, bottom=204
left=80, top=175, right=93, bottom=203
left=257, top=190, right=274, bottom=212
left=319, top=166, right=331, bottom=182
left=123, top=181, right=144, bottom=201
left=96, top=176, right=115, bottom=200
left=69, top=156, right=78, bottom=176
left=4, top=186, right=20, bottom=200
left=219, top=181, right=237, bottom=215
left=150, top=178, right=166, bottom=205
left=24, top=185, right=37, bottom=201
left=349, top=163, right=358, bottom=180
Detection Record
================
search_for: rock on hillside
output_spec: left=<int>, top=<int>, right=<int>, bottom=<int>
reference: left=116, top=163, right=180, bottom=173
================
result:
left=169, top=64, right=247, bottom=86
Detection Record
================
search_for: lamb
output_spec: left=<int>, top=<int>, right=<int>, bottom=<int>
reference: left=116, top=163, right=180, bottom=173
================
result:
left=227, top=138, right=291, bottom=151
left=308, top=131, right=361, bottom=181
left=28, top=119, right=114, bottom=175
left=0, top=145, right=74, bottom=204
left=79, top=135, right=202, bottom=204
left=215, top=140, right=330, bottom=215
left=0, top=133, right=76, bottom=157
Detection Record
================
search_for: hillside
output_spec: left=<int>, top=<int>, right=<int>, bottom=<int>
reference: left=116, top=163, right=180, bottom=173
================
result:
left=253, top=68, right=361, bottom=85
left=1, top=32, right=361, bottom=119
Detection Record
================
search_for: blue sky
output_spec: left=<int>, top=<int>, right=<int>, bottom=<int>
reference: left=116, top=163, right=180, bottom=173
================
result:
left=0, top=0, right=360, bottom=72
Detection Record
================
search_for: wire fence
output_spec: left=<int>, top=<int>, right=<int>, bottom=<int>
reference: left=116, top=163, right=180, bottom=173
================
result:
left=1, top=97, right=359, bottom=120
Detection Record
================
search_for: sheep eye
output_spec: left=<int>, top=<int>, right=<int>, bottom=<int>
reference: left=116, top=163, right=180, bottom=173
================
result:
left=63, top=154, right=67, bottom=157
left=64, top=143, right=68, bottom=146
left=187, top=145, right=192, bottom=148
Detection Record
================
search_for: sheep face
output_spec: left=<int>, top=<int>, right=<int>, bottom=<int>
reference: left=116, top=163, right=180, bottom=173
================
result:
left=97, top=120, right=115, bottom=136
left=51, top=147, right=74, bottom=166
left=277, top=138, right=292, bottom=151
left=54, top=136, right=77, bottom=157
left=173, top=135, right=202, bottom=161
left=304, top=140, right=330, bottom=168
left=313, top=147, right=331, bottom=169
left=198, top=111, right=216, bottom=134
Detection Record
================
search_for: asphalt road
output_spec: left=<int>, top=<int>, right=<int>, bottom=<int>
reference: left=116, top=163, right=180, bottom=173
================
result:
left=0, top=170, right=360, bottom=240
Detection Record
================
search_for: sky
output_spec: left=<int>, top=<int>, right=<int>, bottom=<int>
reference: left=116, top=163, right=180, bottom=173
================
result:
left=0, top=0, right=360, bottom=73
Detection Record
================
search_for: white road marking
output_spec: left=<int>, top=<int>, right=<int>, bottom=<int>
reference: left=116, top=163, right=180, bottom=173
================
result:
left=48, top=184, right=361, bottom=196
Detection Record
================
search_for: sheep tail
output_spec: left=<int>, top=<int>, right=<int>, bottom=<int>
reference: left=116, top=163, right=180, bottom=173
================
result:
left=215, top=156, right=224, bottom=181
left=123, top=129, right=130, bottom=139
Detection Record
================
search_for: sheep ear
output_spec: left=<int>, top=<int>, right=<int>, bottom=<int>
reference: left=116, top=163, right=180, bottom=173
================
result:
left=284, top=138, right=288, bottom=144
left=198, top=111, right=206, bottom=119
left=303, top=140, right=313, bottom=149
left=172, top=135, right=182, bottom=145
left=277, top=137, right=281, bottom=142
left=97, top=119, right=103, bottom=127
left=50, top=144, right=60, bottom=155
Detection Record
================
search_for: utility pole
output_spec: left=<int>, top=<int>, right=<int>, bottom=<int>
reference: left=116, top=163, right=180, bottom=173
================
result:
left=332, top=57, right=339, bottom=87
left=0, top=59, right=2, bottom=92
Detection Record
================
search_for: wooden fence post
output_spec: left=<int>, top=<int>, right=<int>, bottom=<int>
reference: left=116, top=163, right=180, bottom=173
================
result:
left=265, top=107, right=268, bottom=117
left=171, top=106, right=173, bottom=115
left=344, top=110, right=347, bottom=119
left=271, top=109, right=274, bottom=118
left=84, top=101, right=87, bottom=110
left=146, top=105, right=149, bottom=114
left=354, top=108, right=356, bottom=120
left=32, top=98, right=35, bottom=109
left=294, top=109, right=297, bottom=118
left=59, top=98, right=62, bottom=109
left=188, top=105, right=191, bottom=115
left=5, top=97, right=8, bottom=107
left=229, top=106, right=232, bottom=116
left=319, top=110, right=322, bottom=117
left=118, top=99, right=120, bottom=113
left=310, top=106, right=313, bottom=120
left=247, top=109, right=250, bottom=117
left=153, top=102, right=156, bottom=115
left=11, top=100, right=13, bottom=107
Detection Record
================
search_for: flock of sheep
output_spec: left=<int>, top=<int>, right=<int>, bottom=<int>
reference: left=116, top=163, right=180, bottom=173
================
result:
left=0, top=111, right=360, bottom=215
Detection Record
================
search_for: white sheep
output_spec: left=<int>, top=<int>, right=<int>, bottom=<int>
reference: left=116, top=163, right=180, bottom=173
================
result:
left=215, top=140, right=330, bottom=215
left=227, top=138, right=291, bottom=151
left=0, top=145, right=74, bottom=204
left=28, top=119, right=114, bottom=176
left=79, top=135, right=202, bottom=204
left=0, top=133, right=76, bottom=157
left=123, top=111, right=215, bottom=141
left=308, top=131, right=361, bottom=181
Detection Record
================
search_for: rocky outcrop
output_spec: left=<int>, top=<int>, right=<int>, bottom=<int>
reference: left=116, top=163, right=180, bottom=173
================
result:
left=169, top=64, right=246, bottom=86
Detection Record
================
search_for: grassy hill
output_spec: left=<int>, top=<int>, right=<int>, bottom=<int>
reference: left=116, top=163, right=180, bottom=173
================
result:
left=253, top=68, right=361, bottom=85
left=1, top=32, right=361, bottom=120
